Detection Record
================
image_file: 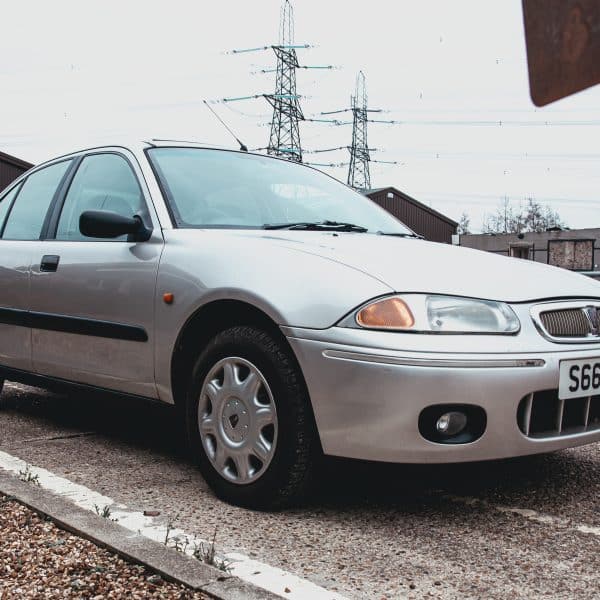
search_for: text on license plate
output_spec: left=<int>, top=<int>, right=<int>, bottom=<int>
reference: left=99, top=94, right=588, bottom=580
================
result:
left=559, top=358, right=600, bottom=400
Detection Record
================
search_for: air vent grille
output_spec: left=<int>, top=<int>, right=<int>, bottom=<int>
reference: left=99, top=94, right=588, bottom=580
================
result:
left=517, top=390, right=600, bottom=438
left=539, top=309, right=592, bottom=338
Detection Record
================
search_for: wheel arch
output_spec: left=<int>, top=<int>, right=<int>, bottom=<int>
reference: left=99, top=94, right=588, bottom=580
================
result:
left=170, top=299, right=307, bottom=411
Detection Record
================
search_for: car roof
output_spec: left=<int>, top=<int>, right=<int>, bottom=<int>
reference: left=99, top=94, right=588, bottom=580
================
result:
left=143, top=139, right=232, bottom=149
left=24, top=139, right=330, bottom=187
left=28, top=139, right=249, bottom=170
left=34, top=139, right=322, bottom=172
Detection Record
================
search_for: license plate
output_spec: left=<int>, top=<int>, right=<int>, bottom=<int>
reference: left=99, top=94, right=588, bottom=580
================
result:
left=559, top=358, right=600, bottom=400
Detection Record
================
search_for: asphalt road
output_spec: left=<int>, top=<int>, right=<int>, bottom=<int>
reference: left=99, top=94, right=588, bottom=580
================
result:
left=1, top=382, right=598, bottom=599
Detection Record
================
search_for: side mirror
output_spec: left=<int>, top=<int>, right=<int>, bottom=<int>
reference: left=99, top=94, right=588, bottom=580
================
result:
left=79, top=210, right=152, bottom=242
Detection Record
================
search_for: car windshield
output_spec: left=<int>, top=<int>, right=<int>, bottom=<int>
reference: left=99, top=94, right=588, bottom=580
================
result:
left=146, top=147, right=413, bottom=235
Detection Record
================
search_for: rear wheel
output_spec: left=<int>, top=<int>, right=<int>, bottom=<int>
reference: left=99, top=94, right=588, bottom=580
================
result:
left=185, top=326, right=318, bottom=509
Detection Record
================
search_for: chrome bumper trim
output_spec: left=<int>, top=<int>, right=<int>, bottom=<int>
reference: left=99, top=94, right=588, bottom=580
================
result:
left=322, top=349, right=546, bottom=369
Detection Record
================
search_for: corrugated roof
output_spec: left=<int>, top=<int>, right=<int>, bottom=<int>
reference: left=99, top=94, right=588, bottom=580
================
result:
left=364, top=186, right=458, bottom=227
left=0, top=150, right=33, bottom=170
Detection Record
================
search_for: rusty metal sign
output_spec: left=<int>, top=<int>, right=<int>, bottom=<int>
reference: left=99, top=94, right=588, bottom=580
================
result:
left=522, top=0, right=600, bottom=106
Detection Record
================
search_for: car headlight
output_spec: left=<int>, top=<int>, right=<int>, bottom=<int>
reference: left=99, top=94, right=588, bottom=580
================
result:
left=342, top=294, right=520, bottom=334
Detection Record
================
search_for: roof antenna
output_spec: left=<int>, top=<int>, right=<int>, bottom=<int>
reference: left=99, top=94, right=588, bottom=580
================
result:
left=203, top=100, right=248, bottom=152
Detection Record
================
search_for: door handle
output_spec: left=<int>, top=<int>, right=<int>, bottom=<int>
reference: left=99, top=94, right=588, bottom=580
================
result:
left=40, top=255, right=60, bottom=272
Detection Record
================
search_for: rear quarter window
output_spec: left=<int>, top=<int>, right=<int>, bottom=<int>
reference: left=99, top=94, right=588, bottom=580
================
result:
left=0, top=184, right=22, bottom=235
left=2, top=160, right=72, bottom=240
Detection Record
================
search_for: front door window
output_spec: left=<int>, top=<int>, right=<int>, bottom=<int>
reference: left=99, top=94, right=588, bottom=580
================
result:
left=56, top=153, right=145, bottom=241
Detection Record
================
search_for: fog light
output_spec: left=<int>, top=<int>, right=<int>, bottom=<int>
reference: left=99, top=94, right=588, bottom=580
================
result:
left=419, top=404, right=486, bottom=444
left=435, top=411, right=467, bottom=436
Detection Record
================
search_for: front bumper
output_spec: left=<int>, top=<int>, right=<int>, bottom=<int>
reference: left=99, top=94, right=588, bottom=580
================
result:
left=286, top=328, right=600, bottom=463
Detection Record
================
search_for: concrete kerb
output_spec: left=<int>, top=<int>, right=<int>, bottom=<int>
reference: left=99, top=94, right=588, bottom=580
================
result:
left=0, top=470, right=278, bottom=600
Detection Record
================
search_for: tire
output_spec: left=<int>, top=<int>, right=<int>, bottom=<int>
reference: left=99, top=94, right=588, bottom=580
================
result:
left=185, top=326, right=319, bottom=510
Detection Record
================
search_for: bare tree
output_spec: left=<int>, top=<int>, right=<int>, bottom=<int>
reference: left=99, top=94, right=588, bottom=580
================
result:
left=482, top=197, right=565, bottom=233
left=523, top=198, right=544, bottom=232
left=482, top=197, right=517, bottom=233
left=542, top=204, right=564, bottom=230
left=457, top=212, right=471, bottom=235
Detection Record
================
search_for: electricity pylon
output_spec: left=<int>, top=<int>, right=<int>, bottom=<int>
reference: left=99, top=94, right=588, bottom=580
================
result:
left=347, top=71, right=371, bottom=189
left=307, top=71, right=399, bottom=190
left=222, top=0, right=332, bottom=163
left=266, top=0, right=303, bottom=162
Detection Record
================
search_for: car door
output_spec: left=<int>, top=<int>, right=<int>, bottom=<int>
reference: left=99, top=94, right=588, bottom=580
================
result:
left=29, top=150, right=163, bottom=398
left=0, top=160, right=74, bottom=372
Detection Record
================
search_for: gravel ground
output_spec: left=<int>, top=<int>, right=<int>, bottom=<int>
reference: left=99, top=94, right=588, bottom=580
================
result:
left=0, top=495, right=207, bottom=599
left=1, top=383, right=600, bottom=599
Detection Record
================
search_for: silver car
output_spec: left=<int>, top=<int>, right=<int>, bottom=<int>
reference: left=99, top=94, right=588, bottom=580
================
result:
left=1, top=141, right=600, bottom=508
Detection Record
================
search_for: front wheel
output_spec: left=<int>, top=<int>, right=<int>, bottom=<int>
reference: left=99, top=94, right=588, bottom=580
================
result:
left=185, top=326, right=319, bottom=510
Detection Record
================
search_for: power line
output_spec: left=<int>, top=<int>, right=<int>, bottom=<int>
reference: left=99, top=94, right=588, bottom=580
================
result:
left=305, top=161, right=350, bottom=168
left=311, top=118, right=600, bottom=127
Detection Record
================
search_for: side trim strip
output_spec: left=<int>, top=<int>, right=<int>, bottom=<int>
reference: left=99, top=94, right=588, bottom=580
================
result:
left=322, top=349, right=545, bottom=369
left=0, top=307, right=148, bottom=342
left=0, top=365, right=160, bottom=404
left=0, top=307, right=28, bottom=327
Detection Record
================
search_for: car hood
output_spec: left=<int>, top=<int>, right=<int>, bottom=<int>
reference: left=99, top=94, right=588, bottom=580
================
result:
left=242, top=231, right=600, bottom=303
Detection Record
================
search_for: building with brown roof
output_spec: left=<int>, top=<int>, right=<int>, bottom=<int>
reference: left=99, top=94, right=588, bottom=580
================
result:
left=0, top=151, right=33, bottom=191
left=365, top=187, right=457, bottom=244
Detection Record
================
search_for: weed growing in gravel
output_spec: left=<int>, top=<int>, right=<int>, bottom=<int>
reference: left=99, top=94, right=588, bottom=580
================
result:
left=164, top=514, right=178, bottom=546
left=163, top=514, right=192, bottom=553
left=193, top=528, right=232, bottom=573
left=163, top=516, right=231, bottom=573
left=18, top=465, right=40, bottom=486
left=93, top=504, right=118, bottom=522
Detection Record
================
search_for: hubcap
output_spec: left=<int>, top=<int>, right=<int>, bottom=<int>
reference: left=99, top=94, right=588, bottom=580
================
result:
left=198, top=357, right=278, bottom=485
left=222, top=398, right=249, bottom=443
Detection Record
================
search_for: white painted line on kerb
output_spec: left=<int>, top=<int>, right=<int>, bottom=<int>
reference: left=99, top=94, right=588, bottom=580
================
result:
left=0, top=450, right=347, bottom=600
left=445, top=494, right=600, bottom=538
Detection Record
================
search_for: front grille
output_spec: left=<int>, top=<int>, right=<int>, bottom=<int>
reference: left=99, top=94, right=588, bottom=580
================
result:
left=517, top=390, right=600, bottom=438
left=539, top=309, right=591, bottom=338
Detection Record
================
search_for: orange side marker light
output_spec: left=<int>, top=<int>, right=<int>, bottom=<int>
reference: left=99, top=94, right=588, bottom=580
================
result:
left=163, top=292, right=175, bottom=305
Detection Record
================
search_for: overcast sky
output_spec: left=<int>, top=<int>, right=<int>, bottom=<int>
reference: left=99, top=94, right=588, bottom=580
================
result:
left=1, top=0, right=599, bottom=231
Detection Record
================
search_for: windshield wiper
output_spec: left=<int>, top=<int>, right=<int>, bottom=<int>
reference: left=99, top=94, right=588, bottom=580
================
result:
left=264, top=220, right=368, bottom=232
left=376, top=231, right=423, bottom=239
